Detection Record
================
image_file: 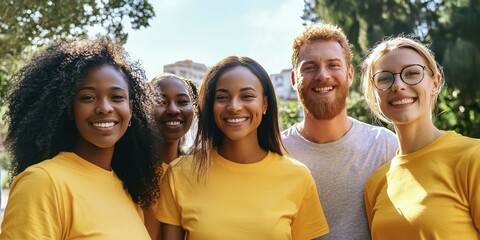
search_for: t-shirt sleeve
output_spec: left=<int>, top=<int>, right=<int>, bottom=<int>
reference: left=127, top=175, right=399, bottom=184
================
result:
left=0, top=167, right=62, bottom=239
left=291, top=171, right=329, bottom=240
left=463, top=145, right=480, bottom=232
left=155, top=166, right=182, bottom=226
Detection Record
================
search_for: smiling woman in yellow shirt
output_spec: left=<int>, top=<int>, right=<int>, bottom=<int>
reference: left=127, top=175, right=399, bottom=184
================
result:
left=0, top=37, right=160, bottom=239
left=361, top=36, right=480, bottom=240
left=156, top=56, right=329, bottom=240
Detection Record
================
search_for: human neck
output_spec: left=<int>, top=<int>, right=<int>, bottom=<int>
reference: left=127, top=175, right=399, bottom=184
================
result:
left=161, top=140, right=180, bottom=164
left=394, top=119, right=442, bottom=155
left=299, top=110, right=352, bottom=144
left=218, top=138, right=268, bottom=164
left=73, top=144, right=114, bottom=171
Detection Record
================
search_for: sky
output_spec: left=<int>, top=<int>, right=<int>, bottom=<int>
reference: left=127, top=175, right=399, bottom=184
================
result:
left=118, top=0, right=307, bottom=80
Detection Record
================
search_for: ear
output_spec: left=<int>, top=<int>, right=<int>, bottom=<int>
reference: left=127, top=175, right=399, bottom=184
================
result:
left=347, top=64, right=354, bottom=87
left=431, top=72, right=441, bottom=95
left=262, top=96, right=268, bottom=115
left=291, top=70, right=296, bottom=87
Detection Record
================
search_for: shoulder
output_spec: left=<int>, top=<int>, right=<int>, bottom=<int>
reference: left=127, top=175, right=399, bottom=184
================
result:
left=352, top=118, right=395, bottom=136
left=351, top=118, right=397, bottom=144
left=8, top=160, right=62, bottom=203
left=443, top=132, right=480, bottom=165
left=273, top=153, right=312, bottom=174
left=10, top=153, right=80, bottom=190
left=13, top=163, right=55, bottom=186
left=167, top=155, right=196, bottom=178
left=365, top=161, right=391, bottom=190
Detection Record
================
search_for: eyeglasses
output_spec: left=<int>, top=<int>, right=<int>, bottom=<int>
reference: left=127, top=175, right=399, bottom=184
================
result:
left=372, top=64, right=430, bottom=91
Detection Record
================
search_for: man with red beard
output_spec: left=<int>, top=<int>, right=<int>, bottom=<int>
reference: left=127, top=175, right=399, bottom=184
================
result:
left=281, top=23, right=398, bottom=240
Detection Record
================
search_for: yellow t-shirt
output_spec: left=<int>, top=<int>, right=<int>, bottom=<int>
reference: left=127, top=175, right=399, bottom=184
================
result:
left=365, top=131, right=480, bottom=239
left=0, top=152, right=150, bottom=239
left=156, top=150, right=329, bottom=240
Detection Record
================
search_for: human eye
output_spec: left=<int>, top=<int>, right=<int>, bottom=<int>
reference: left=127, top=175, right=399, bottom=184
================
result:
left=178, top=97, right=191, bottom=105
left=112, top=94, right=127, bottom=101
left=329, top=62, right=341, bottom=69
left=302, top=64, right=317, bottom=72
left=375, top=73, right=393, bottom=83
left=155, top=98, right=167, bottom=107
left=403, top=67, right=421, bottom=79
left=242, top=93, right=256, bottom=100
left=79, top=94, right=95, bottom=102
left=215, top=94, right=229, bottom=102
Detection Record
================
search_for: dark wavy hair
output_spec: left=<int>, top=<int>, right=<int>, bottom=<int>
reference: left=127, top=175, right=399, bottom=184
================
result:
left=149, top=73, right=199, bottom=156
left=5, top=36, right=160, bottom=209
left=190, top=56, right=284, bottom=180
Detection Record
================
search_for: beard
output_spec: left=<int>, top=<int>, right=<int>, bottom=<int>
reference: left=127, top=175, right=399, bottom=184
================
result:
left=298, top=78, right=349, bottom=120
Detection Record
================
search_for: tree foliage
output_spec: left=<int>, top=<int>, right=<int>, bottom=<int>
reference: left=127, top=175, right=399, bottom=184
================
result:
left=0, top=0, right=155, bottom=101
left=301, top=0, right=480, bottom=137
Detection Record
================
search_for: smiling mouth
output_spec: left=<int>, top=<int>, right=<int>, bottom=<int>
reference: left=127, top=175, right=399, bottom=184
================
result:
left=313, top=86, right=334, bottom=93
left=226, top=117, right=247, bottom=123
left=165, top=121, right=182, bottom=126
left=92, top=122, right=116, bottom=128
left=391, top=98, right=416, bottom=106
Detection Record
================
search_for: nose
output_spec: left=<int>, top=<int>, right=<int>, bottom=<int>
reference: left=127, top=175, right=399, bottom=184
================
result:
left=390, top=73, right=406, bottom=91
left=166, top=103, right=180, bottom=114
left=96, top=98, right=113, bottom=114
left=227, top=98, right=241, bottom=112
left=314, top=66, right=330, bottom=81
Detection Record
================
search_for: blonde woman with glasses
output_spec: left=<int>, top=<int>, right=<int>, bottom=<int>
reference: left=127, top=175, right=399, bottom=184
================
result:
left=361, top=36, right=480, bottom=240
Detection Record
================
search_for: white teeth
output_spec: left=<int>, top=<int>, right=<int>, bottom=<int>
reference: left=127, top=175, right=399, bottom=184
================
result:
left=314, top=86, right=333, bottom=93
left=165, top=121, right=181, bottom=126
left=391, top=98, right=414, bottom=105
left=226, top=118, right=247, bottom=123
left=92, top=122, right=115, bottom=128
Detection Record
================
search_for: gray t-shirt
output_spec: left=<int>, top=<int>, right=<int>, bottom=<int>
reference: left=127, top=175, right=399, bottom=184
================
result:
left=281, top=118, right=398, bottom=240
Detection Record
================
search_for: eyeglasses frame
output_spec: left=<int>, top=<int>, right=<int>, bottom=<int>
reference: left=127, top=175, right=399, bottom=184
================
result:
left=371, top=64, right=432, bottom=91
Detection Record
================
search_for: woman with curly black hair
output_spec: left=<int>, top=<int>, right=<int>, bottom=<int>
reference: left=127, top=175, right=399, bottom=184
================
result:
left=0, top=37, right=160, bottom=239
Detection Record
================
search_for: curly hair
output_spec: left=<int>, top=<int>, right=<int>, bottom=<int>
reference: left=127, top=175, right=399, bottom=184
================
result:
left=5, top=36, right=160, bottom=209
left=191, top=56, right=284, bottom=181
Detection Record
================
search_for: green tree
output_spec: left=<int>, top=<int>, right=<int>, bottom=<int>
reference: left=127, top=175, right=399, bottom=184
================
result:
left=0, top=0, right=155, bottom=101
left=278, top=99, right=303, bottom=131
left=302, top=0, right=480, bottom=137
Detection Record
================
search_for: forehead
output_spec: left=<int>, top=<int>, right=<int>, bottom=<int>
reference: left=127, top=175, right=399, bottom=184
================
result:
left=80, top=65, right=128, bottom=89
left=157, top=78, right=188, bottom=93
left=216, top=66, right=263, bottom=91
left=373, top=48, right=427, bottom=71
left=298, top=40, right=345, bottom=63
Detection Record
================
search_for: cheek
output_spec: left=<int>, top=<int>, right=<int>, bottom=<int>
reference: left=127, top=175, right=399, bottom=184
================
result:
left=182, top=107, right=194, bottom=125
left=154, top=107, right=166, bottom=120
left=376, top=92, right=389, bottom=108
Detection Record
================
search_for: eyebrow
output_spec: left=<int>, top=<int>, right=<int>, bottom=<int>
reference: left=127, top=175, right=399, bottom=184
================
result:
left=77, top=86, right=128, bottom=92
left=215, top=86, right=257, bottom=93
left=160, top=92, right=190, bottom=98
left=301, top=58, right=342, bottom=64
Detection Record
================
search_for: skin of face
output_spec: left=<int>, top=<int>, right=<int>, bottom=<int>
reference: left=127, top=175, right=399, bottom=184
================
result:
left=73, top=65, right=132, bottom=153
left=213, top=66, right=267, bottom=144
left=154, top=77, right=194, bottom=143
left=293, top=40, right=353, bottom=120
left=372, top=48, right=440, bottom=127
